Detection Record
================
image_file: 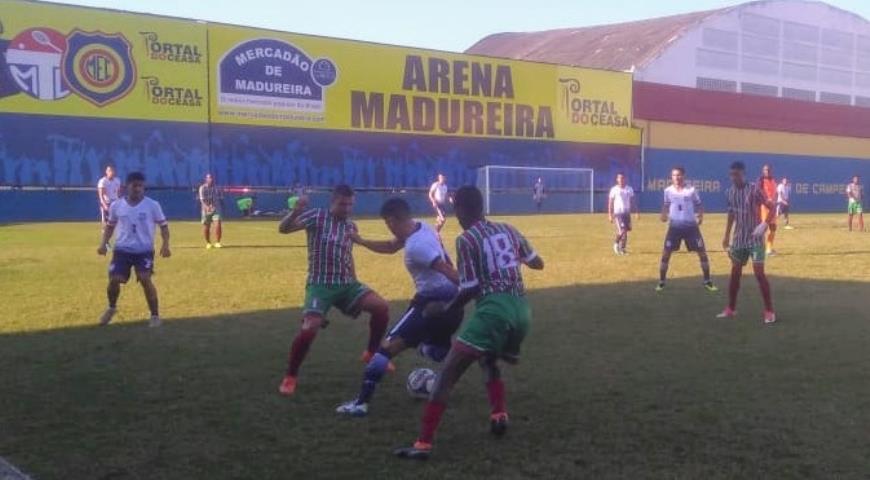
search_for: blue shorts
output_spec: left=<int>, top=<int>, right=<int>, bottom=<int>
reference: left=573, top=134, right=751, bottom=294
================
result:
left=434, top=202, right=451, bottom=217
left=664, top=225, right=705, bottom=252
left=388, top=292, right=463, bottom=351
left=109, top=250, right=155, bottom=283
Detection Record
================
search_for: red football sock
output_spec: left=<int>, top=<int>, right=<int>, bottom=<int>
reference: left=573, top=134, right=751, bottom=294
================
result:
left=754, top=267, right=774, bottom=311
left=728, top=265, right=742, bottom=310
left=486, top=379, right=506, bottom=414
left=287, top=328, right=317, bottom=376
left=419, top=401, right=446, bottom=444
left=367, top=308, right=388, bottom=354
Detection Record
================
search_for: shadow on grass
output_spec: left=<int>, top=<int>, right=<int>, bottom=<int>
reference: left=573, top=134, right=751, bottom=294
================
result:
left=1, top=276, right=869, bottom=480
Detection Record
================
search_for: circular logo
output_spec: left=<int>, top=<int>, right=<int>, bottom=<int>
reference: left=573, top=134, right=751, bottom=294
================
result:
left=311, top=58, right=337, bottom=87
left=62, top=30, right=136, bottom=107
left=5, top=28, right=70, bottom=100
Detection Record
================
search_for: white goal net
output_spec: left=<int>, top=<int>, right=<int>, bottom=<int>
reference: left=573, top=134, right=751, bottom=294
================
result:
left=475, top=166, right=594, bottom=215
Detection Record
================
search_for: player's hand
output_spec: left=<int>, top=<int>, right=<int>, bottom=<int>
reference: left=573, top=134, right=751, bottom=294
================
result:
left=634, top=213, right=640, bottom=221
left=97, top=244, right=108, bottom=256
left=722, top=238, right=730, bottom=250
left=608, top=215, right=613, bottom=223
left=697, top=215, right=704, bottom=226
left=349, top=232, right=363, bottom=244
left=160, top=244, right=172, bottom=258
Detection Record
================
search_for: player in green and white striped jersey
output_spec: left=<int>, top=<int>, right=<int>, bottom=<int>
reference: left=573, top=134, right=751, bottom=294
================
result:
left=276, top=185, right=391, bottom=396
left=395, top=186, right=544, bottom=461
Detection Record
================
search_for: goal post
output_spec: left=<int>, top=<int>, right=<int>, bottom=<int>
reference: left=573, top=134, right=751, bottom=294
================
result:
left=475, top=166, right=594, bottom=215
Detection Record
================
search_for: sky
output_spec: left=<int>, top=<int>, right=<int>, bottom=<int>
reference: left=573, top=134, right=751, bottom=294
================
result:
left=45, top=0, right=870, bottom=53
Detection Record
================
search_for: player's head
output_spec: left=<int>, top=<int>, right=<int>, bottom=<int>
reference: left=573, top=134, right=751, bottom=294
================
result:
left=437, top=174, right=446, bottom=184
left=616, top=172, right=626, bottom=187
left=762, top=164, right=773, bottom=178
left=853, top=175, right=860, bottom=184
left=126, top=172, right=146, bottom=200
left=105, top=165, right=115, bottom=179
left=380, top=198, right=414, bottom=239
left=729, top=161, right=746, bottom=185
left=205, top=173, right=214, bottom=185
left=454, top=185, right=484, bottom=230
left=670, top=166, right=685, bottom=187
left=781, top=177, right=788, bottom=185
left=331, top=184, right=355, bottom=219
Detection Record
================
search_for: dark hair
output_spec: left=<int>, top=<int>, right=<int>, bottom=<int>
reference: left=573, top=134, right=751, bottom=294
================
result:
left=454, top=186, right=484, bottom=217
left=380, top=198, right=411, bottom=220
left=333, top=184, right=354, bottom=198
left=671, top=166, right=685, bottom=174
left=730, top=161, right=746, bottom=171
left=126, top=171, right=145, bottom=184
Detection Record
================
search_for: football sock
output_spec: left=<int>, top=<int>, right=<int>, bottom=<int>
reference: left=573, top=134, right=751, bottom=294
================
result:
left=107, top=282, right=120, bottom=309
left=486, top=379, right=506, bottom=414
left=287, top=328, right=318, bottom=376
left=215, top=222, right=222, bottom=242
left=367, top=308, right=389, bottom=354
left=754, top=268, right=774, bottom=311
left=419, top=401, right=447, bottom=444
left=357, top=350, right=392, bottom=404
left=699, top=254, right=711, bottom=282
left=659, top=259, right=669, bottom=283
left=728, top=266, right=742, bottom=310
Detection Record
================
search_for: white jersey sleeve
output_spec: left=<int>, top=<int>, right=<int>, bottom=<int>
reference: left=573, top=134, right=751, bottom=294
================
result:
left=152, top=199, right=168, bottom=226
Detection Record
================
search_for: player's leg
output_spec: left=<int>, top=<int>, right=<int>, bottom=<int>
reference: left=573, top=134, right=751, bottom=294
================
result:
left=137, top=272, right=161, bottom=327
left=280, top=286, right=334, bottom=396
left=214, top=216, right=223, bottom=247
left=718, top=249, right=748, bottom=318
left=766, top=222, right=777, bottom=255
left=620, top=214, right=632, bottom=253
left=100, top=251, right=134, bottom=326
left=338, top=302, right=423, bottom=415
left=848, top=204, right=854, bottom=231
left=351, top=288, right=390, bottom=361
left=859, top=206, right=865, bottom=231
left=685, top=227, right=714, bottom=289
left=480, top=356, right=508, bottom=435
left=750, top=247, right=775, bottom=323
left=657, top=248, right=672, bottom=291
left=202, top=212, right=212, bottom=247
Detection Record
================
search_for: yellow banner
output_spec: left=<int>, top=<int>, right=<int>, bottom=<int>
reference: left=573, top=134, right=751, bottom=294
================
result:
left=0, top=0, right=208, bottom=122
left=209, top=25, right=639, bottom=145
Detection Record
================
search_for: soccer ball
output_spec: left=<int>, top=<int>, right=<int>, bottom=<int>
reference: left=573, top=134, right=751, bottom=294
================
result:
left=406, top=368, right=436, bottom=399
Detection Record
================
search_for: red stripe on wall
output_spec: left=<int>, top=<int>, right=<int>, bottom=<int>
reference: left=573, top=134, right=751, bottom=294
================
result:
left=634, top=81, right=870, bottom=139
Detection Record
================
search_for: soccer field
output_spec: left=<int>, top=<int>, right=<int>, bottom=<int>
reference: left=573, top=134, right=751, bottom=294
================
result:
left=1, top=214, right=869, bottom=479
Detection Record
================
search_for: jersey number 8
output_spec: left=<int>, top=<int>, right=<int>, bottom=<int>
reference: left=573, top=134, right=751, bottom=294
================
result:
left=483, top=233, right=518, bottom=273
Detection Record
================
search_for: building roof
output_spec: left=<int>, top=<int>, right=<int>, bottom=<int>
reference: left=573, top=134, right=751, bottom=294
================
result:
left=465, top=8, right=727, bottom=71
left=465, top=1, right=869, bottom=72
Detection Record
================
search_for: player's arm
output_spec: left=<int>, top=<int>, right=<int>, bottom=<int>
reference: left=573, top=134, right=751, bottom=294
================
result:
left=660, top=200, right=669, bottom=223
left=428, top=184, right=437, bottom=206
left=723, top=209, right=735, bottom=249
left=759, top=190, right=775, bottom=224
left=631, top=191, right=640, bottom=219
left=694, top=191, right=704, bottom=225
left=97, top=182, right=109, bottom=210
left=278, top=197, right=309, bottom=234
left=607, top=193, right=614, bottom=223
left=431, top=258, right=460, bottom=285
left=352, top=234, right=404, bottom=254
left=97, top=223, right=115, bottom=255
left=159, top=223, right=171, bottom=258
left=513, top=226, right=544, bottom=270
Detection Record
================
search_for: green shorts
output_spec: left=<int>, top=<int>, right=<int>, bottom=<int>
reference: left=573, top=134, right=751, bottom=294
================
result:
left=848, top=201, right=863, bottom=215
left=201, top=211, right=221, bottom=224
left=730, top=244, right=766, bottom=266
left=457, top=293, right=531, bottom=361
left=304, top=282, right=370, bottom=318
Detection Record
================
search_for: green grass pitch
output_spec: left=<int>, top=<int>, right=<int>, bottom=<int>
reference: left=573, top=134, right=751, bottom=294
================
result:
left=1, top=214, right=869, bottom=479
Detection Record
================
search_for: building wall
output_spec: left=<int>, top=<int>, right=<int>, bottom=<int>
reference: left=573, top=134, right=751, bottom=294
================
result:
left=637, top=0, right=870, bottom=107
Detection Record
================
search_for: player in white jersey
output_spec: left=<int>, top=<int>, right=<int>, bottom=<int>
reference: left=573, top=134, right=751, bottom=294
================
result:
left=337, top=198, right=462, bottom=417
left=97, top=165, right=121, bottom=227
left=608, top=173, right=638, bottom=255
left=429, top=174, right=452, bottom=232
left=657, top=166, right=717, bottom=292
left=776, top=177, right=793, bottom=229
left=97, top=172, right=171, bottom=328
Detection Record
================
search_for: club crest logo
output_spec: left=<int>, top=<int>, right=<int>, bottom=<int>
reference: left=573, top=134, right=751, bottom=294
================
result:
left=5, top=27, right=70, bottom=100
left=62, top=30, right=136, bottom=106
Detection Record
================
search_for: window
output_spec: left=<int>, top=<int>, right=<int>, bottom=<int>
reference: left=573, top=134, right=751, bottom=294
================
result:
left=784, top=22, right=818, bottom=44
left=696, top=48, right=739, bottom=70
left=821, top=29, right=853, bottom=51
left=855, top=96, right=870, bottom=108
left=702, top=28, right=738, bottom=51
left=819, top=68, right=852, bottom=87
left=696, top=77, right=737, bottom=92
left=742, top=56, right=779, bottom=75
left=782, top=88, right=816, bottom=102
left=741, top=13, right=780, bottom=38
left=743, top=34, right=779, bottom=57
left=819, top=92, right=851, bottom=105
left=741, top=82, right=778, bottom=97
left=783, top=42, right=817, bottom=64
left=782, top=62, right=817, bottom=81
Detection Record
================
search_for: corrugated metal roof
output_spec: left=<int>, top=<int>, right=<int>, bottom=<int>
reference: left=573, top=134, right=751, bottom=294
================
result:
left=466, top=8, right=728, bottom=71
